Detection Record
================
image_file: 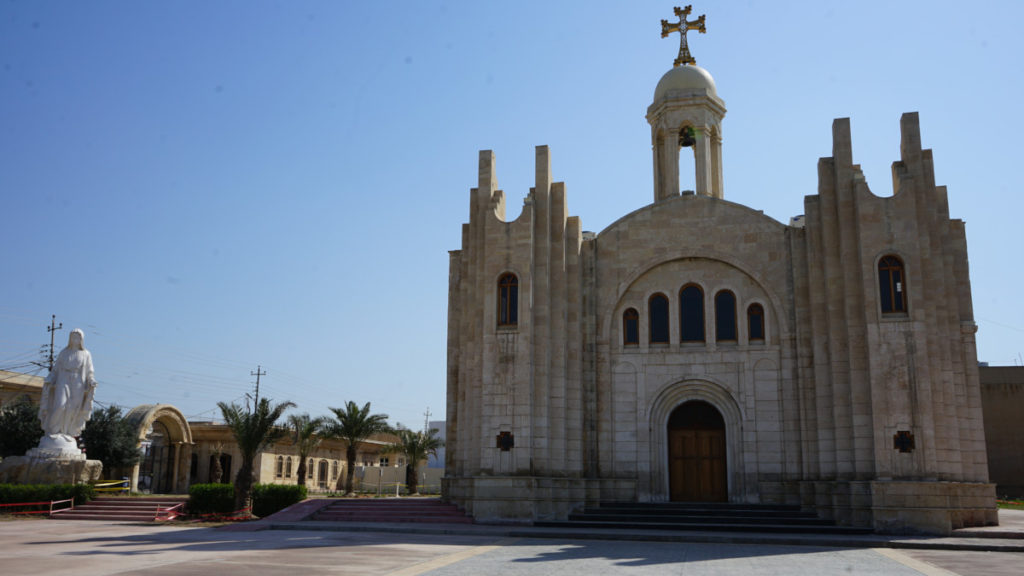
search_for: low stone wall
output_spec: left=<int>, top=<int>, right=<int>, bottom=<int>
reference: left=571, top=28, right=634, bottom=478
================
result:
left=803, top=479, right=997, bottom=535
left=444, top=476, right=612, bottom=523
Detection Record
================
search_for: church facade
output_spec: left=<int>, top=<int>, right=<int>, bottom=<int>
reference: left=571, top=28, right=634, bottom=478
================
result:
left=443, top=60, right=996, bottom=534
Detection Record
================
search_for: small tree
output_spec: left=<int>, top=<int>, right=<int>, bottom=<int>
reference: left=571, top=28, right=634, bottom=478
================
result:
left=324, top=401, right=390, bottom=496
left=80, top=405, right=141, bottom=472
left=218, top=398, right=295, bottom=515
left=288, top=413, right=326, bottom=487
left=386, top=426, right=443, bottom=495
left=0, top=395, right=44, bottom=458
left=209, top=442, right=224, bottom=483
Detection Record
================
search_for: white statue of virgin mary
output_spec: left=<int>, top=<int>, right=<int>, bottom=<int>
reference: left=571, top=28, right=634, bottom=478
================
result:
left=34, top=328, right=97, bottom=458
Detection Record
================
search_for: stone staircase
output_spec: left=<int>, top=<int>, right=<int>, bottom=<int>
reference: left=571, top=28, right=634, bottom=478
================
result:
left=312, top=498, right=472, bottom=524
left=52, top=496, right=187, bottom=522
left=535, top=502, right=874, bottom=535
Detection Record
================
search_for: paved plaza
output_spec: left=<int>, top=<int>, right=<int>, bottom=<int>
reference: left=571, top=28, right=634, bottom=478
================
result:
left=1, top=518, right=1021, bottom=576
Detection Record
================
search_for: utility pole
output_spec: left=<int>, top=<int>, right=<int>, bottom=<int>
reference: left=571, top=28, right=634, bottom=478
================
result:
left=251, top=365, right=266, bottom=406
left=44, top=315, right=63, bottom=372
left=423, top=407, right=431, bottom=434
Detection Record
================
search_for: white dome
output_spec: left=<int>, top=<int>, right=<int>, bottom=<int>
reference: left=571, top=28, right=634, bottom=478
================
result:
left=653, top=65, right=717, bottom=101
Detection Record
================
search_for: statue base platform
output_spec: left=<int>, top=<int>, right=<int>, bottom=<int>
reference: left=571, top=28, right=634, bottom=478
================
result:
left=29, top=434, right=87, bottom=461
left=0, top=453, right=102, bottom=485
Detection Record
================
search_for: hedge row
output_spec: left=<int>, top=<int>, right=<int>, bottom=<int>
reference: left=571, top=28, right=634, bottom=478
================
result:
left=187, top=483, right=236, bottom=515
left=0, top=483, right=95, bottom=512
left=188, top=483, right=307, bottom=518
left=252, top=484, right=307, bottom=518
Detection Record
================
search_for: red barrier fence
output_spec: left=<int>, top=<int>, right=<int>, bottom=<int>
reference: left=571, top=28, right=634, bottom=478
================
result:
left=0, top=498, right=74, bottom=516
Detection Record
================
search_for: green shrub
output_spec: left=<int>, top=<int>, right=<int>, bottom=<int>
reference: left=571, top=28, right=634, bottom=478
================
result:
left=187, top=483, right=235, bottom=515
left=252, top=483, right=307, bottom=518
left=0, top=483, right=94, bottom=513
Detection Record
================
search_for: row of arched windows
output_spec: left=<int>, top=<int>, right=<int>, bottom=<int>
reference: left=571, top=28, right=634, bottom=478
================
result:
left=622, top=286, right=765, bottom=346
left=498, top=254, right=907, bottom=336
left=275, top=456, right=341, bottom=483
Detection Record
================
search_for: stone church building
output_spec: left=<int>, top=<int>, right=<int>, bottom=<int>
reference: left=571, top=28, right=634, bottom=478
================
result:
left=443, top=51, right=997, bottom=534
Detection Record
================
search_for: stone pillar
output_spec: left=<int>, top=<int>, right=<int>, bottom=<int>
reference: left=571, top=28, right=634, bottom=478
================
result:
left=710, top=127, right=724, bottom=199
left=171, top=443, right=181, bottom=493
left=130, top=461, right=140, bottom=493
left=695, top=125, right=712, bottom=197
left=657, top=129, right=680, bottom=202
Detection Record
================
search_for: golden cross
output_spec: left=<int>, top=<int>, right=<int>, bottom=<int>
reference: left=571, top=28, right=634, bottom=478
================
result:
left=661, top=5, right=706, bottom=67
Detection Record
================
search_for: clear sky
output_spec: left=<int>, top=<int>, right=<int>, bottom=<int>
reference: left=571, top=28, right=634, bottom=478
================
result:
left=3, top=1, right=1022, bottom=429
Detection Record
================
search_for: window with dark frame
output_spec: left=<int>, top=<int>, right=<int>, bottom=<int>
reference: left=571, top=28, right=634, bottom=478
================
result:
left=498, top=273, right=519, bottom=327
left=878, top=255, right=907, bottom=314
left=649, top=294, right=670, bottom=344
left=747, top=303, right=765, bottom=342
left=680, top=284, right=705, bottom=343
left=623, top=308, right=640, bottom=346
left=715, top=290, right=737, bottom=342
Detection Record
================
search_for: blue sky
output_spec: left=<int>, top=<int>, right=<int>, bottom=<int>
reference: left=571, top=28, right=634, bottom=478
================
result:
left=2, top=1, right=1022, bottom=428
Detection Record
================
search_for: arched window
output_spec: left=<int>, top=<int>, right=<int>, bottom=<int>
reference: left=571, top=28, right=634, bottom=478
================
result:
left=285, top=457, right=293, bottom=478
left=318, top=460, right=329, bottom=487
left=307, top=458, right=314, bottom=479
left=275, top=456, right=284, bottom=478
left=679, top=284, right=705, bottom=343
left=715, top=290, right=737, bottom=342
left=649, top=294, right=670, bottom=344
left=623, top=308, right=640, bottom=346
left=747, top=303, right=765, bottom=342
left=331, top=460, right=339, bottom=480
left=497, top=273, right=519, bottom=327
left=878, top=255, right=907, bottom=314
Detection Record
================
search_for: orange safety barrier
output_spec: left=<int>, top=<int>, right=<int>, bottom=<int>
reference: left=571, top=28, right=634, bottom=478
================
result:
left=155, top=502, right=185, bottom=521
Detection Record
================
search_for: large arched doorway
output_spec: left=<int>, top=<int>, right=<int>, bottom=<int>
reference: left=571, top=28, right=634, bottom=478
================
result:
left=668, top=400, right=727, bottom=502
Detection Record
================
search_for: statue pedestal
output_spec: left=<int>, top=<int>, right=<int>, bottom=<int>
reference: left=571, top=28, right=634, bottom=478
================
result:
left=0, top=450, right=102, bottom=485
left=27, top=434, right=88, bottom=461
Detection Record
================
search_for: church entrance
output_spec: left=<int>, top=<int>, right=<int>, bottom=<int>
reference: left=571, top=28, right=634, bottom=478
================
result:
left=668, top=400, right=727, bottom=502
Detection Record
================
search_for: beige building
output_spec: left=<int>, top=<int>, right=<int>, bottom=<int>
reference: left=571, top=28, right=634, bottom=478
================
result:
left=0, top=369, right=43, bottom=407
left=980, top=366, right=1024, bottom=498
left=122, top=406, right=406, bottom=495
left=1, top=371, right=439, bottom=495
left=444, top=60, right=997, bottom=534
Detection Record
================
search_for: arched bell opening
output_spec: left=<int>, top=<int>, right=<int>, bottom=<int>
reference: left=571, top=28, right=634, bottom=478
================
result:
left=667, top=400, right=727, bottom=502
left=677, top=125, right=697, bottom=194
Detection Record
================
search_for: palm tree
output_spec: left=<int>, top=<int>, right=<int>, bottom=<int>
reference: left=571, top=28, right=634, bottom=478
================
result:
left=218, top=397, right=295, bottom=515
left=288, top=413, right=326, bottom=487
left=386, top=426, right=443, bottom=495
left=325, top=401, right=390, bottom=496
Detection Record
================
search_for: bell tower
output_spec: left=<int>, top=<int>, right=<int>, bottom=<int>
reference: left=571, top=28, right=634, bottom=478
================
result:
left=648, top=6, right=725, bottom=202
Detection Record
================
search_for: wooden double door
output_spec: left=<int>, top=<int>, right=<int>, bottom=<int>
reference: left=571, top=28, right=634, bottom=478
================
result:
left=668, top=401, right=727, bottom=502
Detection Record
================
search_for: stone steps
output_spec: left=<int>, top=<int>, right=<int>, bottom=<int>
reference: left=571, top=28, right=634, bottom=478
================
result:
left=52, top=496, right=187, bottom=522
left=535, top=502, right=874, bottom=535
left=312, top=498, right=473, bottom=524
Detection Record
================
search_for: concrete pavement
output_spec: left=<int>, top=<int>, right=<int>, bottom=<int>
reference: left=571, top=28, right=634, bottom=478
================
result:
left=249, top=505, right=1024, bottom=553
left=0, top=519, right=994, bottom=576
left=2, top=508, right=1022, bottom=575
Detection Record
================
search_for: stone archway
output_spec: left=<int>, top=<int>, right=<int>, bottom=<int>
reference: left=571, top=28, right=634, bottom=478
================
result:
left=667, top=400, right=727, bottom=502
left=125, top=404, right=194, bottom=494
